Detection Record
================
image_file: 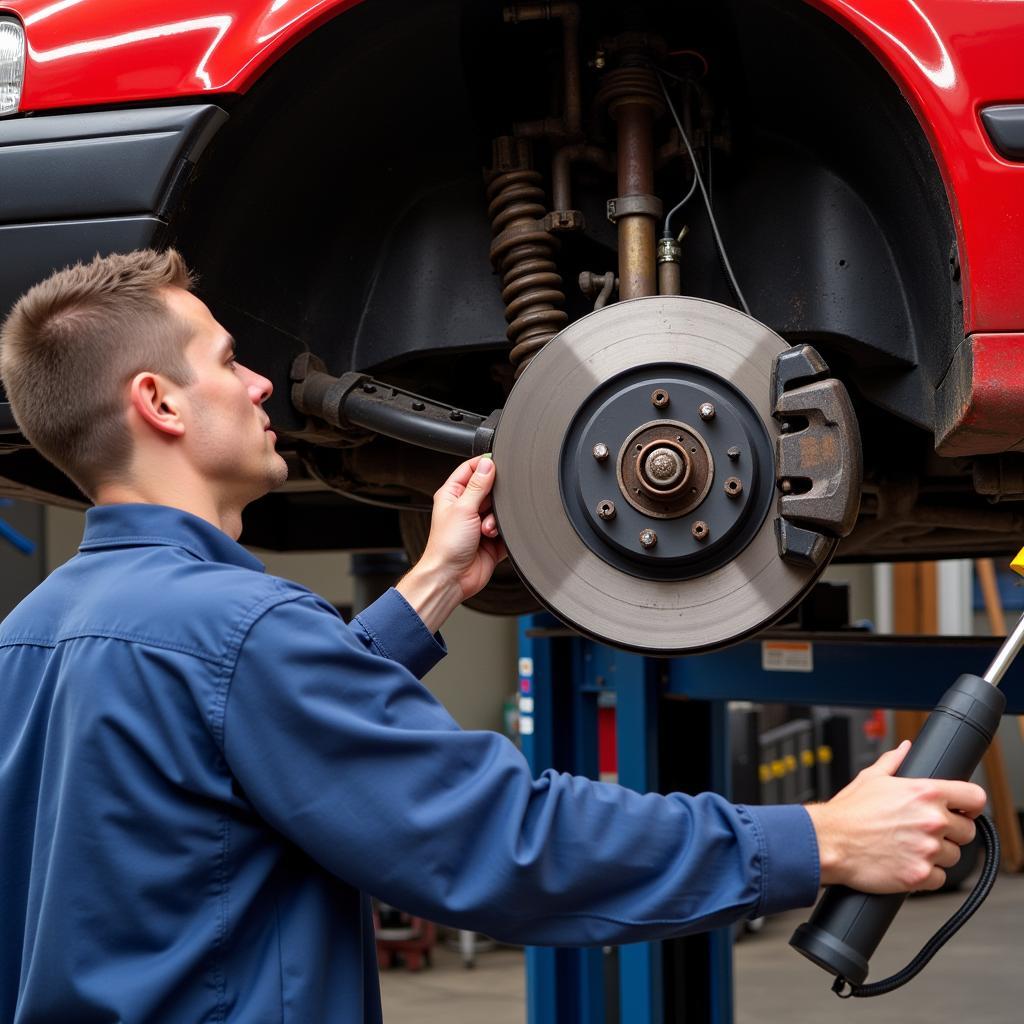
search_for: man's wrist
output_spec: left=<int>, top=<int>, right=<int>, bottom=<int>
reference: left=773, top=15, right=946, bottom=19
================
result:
left=395, top=561, right=462, bottom=635
left=804, top=802, right=843, bottom=886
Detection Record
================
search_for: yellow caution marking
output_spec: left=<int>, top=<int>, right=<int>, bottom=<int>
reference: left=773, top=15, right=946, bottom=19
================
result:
left=817, top=745, right=833, bottom=765
left=1012, top=546, right=1024, bottom=578
left=784, top=754, right=798, bottom=773
left=758, top=764, right=772, bottom=784
left=801, top=749, right=815, bottom=768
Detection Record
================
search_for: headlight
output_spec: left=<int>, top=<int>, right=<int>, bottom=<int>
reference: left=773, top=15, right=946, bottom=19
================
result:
left=0, top=17, right=25, bottom=117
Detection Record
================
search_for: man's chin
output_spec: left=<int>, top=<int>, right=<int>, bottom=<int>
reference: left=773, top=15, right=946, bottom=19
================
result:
left=266, top=453, right=289, bottom=491
left=242, top=455, right=289, bottom=505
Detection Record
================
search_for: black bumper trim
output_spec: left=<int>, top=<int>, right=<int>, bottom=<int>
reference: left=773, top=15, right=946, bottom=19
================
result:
left=0, top=105, right=227, bottom=225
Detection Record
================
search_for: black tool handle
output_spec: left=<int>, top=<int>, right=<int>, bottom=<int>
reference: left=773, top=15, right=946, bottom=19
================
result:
left=789, top=673, right=1006, bottom=985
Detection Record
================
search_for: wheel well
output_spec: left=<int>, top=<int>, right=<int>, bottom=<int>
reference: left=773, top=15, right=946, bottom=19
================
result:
left=167, top=0, right=970, bottom=558
left=172, top=0, right=957, bottom=424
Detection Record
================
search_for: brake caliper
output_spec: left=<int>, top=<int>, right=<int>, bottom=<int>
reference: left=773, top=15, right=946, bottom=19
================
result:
left=772, top=345, right=862, bottom=568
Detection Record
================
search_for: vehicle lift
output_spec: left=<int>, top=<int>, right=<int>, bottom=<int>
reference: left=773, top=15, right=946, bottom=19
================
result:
left=516, top=612, right=1024, bottom=1024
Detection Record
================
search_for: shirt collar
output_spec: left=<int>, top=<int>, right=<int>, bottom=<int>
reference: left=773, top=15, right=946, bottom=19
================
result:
left=79, top=503, right=266, bottom=572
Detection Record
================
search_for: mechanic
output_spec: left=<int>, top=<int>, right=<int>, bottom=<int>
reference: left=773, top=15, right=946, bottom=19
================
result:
left=0, top=250, right=985, bottom=1023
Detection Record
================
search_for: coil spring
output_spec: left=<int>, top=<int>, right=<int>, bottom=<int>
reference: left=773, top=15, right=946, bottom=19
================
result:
left=487, top=166, right=568, bottom=377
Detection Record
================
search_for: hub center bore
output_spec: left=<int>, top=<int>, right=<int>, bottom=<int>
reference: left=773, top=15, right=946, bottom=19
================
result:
left=617, top=419, right=714, bottom=520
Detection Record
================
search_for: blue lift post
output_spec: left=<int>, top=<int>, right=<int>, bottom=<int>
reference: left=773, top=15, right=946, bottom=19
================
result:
left=518, top=616, right=1024, bottom=1024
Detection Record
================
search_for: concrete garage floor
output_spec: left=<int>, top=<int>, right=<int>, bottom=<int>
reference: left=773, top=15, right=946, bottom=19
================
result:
left=380, top=871, right=1024, bottom=1022
left=380, top=944, right=525, bottom=1024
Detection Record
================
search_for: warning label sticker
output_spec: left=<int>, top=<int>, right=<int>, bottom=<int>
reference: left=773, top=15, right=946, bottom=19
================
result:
left=761, top=640, right=813, bottom=673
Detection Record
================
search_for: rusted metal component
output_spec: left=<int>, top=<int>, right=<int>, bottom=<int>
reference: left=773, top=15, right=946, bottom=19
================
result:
left=552, top=144, right=615, bottom=214
left=657, top=236, right=682, bottom=296
left=725, top=476, right=743, bottom=497
left=639, top=528, right=658, bottom=549
left=617, top=212, right=657, bottom=298
left=597, top=61, right=664, bottom=300
left=691, top=521, right=709, bottom=541
left=613, top=106, right=657, bottom=299
left=290, top=352, right=497, bottom=457
left=542, top=210, right=585, bottom=233
left=842, top=475, right=1024, bottom=558
left=616, top=419, right=713, bottom=519
left=699, top=402, right=716, bottom=421
left=935, top=332, right=1024, bottom=457
left=487, top=136, right=568, bottom=377
left=592, top=441, right=610, bottom=462
left=973, top=453, right=1024, bottom=502
left=651, top=388, right=669, bottom=408
left=505, top=2, right=583, bottom=141
left=772, top=345, right=862, bottom=555
left=579, top=270, right=616, bottom=309
left=606, top=193, right=664, bottom=222
left=597, top=499, right=616, bottom=521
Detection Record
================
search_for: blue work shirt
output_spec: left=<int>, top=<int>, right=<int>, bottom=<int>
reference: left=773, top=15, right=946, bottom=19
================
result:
left=0, top=503, right=819, bottom=1023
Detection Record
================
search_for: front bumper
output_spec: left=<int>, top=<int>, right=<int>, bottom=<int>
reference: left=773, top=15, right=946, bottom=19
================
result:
left=0, top=103, right=227, bottom=321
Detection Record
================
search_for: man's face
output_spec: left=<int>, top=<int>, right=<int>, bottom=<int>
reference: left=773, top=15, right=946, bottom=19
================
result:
left=163, top=287, right=288, bottom=503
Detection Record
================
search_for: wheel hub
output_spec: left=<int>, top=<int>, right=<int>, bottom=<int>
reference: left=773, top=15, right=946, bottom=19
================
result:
left=621, top=422, right=709, bottom=516
left=560, top=357, right=774, bottom=581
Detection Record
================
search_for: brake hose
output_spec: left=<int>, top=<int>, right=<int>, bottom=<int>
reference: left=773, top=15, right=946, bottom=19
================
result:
left=832, top=813, right=1000, bottom=998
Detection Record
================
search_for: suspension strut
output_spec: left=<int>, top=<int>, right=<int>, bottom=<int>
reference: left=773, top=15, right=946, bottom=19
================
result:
left=596, top=39, right=666, bottom=300
left=487, top=136, right=569, bottom=378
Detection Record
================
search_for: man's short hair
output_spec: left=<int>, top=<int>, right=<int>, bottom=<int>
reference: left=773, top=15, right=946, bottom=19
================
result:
left=0, top=249, right=197, bottom=498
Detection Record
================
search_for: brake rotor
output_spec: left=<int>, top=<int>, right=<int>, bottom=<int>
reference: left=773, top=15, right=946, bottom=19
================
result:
left=492, top=295, right=835, bottom=655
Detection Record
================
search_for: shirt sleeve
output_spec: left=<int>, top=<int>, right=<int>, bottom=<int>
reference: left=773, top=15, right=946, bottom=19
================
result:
left=221, top=593, right=819, bottom=947
left=350, top=587, right=447, bottom=679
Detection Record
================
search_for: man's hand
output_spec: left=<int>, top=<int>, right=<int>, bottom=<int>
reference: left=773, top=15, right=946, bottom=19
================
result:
left=805, top=741, right=987, bottom=894
left=395, top=456, right=508, bottom=634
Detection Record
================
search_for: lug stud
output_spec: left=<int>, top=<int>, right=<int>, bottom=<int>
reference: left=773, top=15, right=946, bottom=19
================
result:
left=639, top=528, right=657, bottom=549
left=651, top=389, right=670, bottom=409
left=692, top=521, right=709, bottom=541
left=592, top=442, right=610, bottom=462
left=727, top=446, right=740, bottom=461
left=724, top=476, right=742, bottom=498
left=699, top=402, right=716, bottom=421
left=596, top=500, right=616, bottom=521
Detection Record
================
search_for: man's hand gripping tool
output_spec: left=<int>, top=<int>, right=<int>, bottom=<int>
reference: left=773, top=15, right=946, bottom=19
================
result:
left=789, top=551, right=1024, bottom=997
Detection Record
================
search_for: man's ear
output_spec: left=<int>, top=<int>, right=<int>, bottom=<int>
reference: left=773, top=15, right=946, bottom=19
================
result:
left=129, top=371, right=187, bottom=437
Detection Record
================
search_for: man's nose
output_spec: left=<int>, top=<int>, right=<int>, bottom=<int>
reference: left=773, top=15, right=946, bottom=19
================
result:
left=239, top=363, right=273, bottom=404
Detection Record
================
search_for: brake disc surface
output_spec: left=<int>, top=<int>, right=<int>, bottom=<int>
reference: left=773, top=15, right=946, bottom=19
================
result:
left=492, top=295, right=832, bottom=655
